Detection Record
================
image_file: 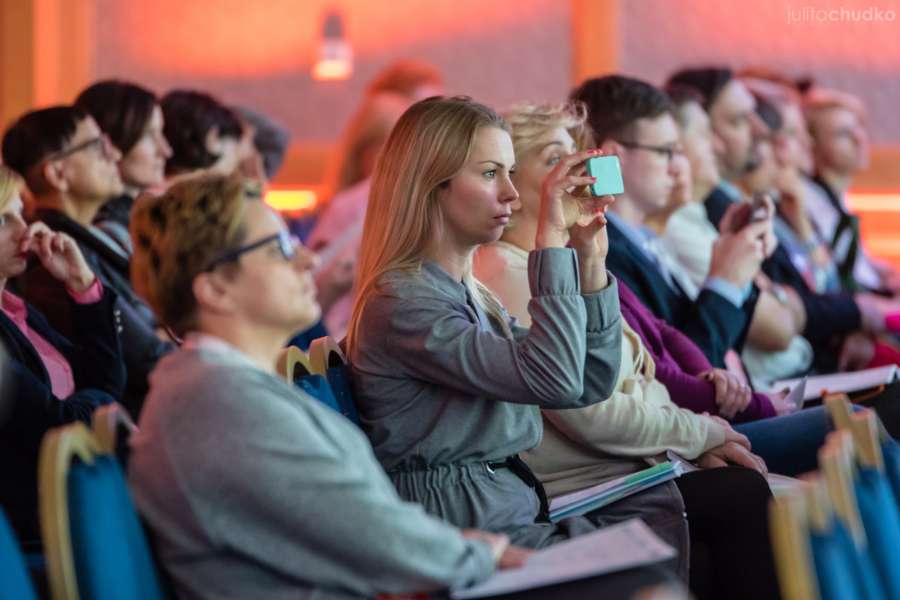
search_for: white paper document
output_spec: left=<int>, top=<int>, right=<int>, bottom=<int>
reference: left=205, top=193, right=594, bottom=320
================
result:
left=773, top=365, right=897, bottom=401
left=450, top=519, right=675, bottom=599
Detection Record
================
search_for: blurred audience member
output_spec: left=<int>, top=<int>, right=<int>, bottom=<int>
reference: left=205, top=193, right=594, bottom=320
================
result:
left=76, top=79, right=172, bottom=254
left=804, top=86, right=900, bottom=293
left=659, top=87, right=812, bottom=389
left=2, top=106, right=170, bottom=414
left=161, top=90, right=247, bottom=178
left=0, top=165, right=124, bottom=545
left=308, top=61, right=443, bottom=339
left=234, top=105, right=291, bottom=181
left=667, top=67, right=883, bottom=372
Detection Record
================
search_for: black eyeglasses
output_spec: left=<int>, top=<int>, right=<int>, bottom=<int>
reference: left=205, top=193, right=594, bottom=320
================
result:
left=616, top=140, right=685, bottom=162
left=46, top=135, right=113, bottom=161
left=204, top=229, right=298, bottom=272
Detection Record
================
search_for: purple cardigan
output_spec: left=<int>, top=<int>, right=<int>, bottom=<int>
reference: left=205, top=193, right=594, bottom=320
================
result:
left=618, top=281, right=776, bottom=422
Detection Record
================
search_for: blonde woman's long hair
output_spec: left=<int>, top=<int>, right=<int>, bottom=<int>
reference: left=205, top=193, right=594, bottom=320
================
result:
left=346, top=96, right=511, bottom=353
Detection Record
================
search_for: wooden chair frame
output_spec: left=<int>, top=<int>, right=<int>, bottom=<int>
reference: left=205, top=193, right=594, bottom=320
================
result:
left=91, top=403, right=138, bottom=455
left=38, top=422, right=99, bottom=600
left=276, top=345, right=313, bottom=382
left=308, top=336, right=347, bottom=376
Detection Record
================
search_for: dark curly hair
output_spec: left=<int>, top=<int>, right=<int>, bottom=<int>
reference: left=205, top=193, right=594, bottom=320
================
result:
left=160, top=90, right=243, bottom=175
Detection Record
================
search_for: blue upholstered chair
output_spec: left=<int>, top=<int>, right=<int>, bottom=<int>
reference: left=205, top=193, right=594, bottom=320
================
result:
left=308, top=336, right=360, bottom=425
left=39, top=422, right=164, bottom=600
left=819, top=431, right=886, bottom=600
left=847, top=410, right=900, bottom=598
left=0, top=507, right=38, bottom=600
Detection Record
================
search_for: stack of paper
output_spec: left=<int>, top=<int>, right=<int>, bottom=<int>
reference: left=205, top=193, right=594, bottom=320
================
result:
left=451, top=519, right=675, bottom=599
left=773, top=365, right=898, bottom=402
left=548, top=461, right=684, bottom=522
left=666, top=450, right=803, bottom=495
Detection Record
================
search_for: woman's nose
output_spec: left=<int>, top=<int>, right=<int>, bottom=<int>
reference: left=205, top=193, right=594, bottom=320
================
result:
left=500, top=177, right=519, bottom=204
left=158, top=133, right=173, bottom=159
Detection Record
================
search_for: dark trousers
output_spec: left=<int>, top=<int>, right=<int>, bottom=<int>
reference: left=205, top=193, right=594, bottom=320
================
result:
left=676, top=467, right=781, bottom=600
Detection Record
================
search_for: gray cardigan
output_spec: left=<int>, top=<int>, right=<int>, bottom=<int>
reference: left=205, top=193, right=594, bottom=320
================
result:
left=128, top=337, right=494, bottom=600
left=349, top=249, right=622, bottom=545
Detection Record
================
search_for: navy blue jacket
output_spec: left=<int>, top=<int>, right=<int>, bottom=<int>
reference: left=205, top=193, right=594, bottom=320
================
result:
left=704, top=187, right=861, bottom=370
left=19, top=209, right=170, bottom=416
left=0, top=287, right=125, bottom=544
left=605, top=218, right=755, bottom=368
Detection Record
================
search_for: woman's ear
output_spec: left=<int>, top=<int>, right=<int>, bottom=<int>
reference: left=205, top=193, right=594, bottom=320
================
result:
left=192, top=271, right=237, bottom=317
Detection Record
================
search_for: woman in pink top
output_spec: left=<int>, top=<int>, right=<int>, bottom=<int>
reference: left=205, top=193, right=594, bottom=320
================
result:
left=0, top=166, right=125, bottom=545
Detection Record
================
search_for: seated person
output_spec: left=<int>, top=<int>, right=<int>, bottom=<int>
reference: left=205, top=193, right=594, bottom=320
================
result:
left=473, top=102, right=833, bottom=475
left=475, top=102, right=779, bottom=599
left=160, top=89, right=249, bottom=179
left=347, top=95, right=622, bottom=541
left=570, top=75, right=770, bottom=370
left=804, top=85, right=900, bottom=293
left=0, top=165, right=124, bottom=545
left=128, top=175, right=509, bottom=598
left=75, top=79, right=173, bottom=255
left=666, top=67, right=888, bottom=373
left=658, top=85, right=813, bottom=389
left=2, top=106, right=171, bottom=415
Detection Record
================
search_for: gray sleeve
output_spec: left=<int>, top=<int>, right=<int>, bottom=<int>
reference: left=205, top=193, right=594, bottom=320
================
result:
left=178, top=378, right=495, bottom=596
left=580, top=278, right=623, bottom=401
left=379, top=248, right=619, bottom=408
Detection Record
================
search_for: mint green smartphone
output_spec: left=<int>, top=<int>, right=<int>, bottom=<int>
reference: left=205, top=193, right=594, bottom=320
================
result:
left=585, top=155, right=625, bottom=196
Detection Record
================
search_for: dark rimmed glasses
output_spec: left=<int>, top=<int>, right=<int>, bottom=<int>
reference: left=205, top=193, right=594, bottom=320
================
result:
left=204, top=229, right=298, bottom=272
left=45, top=134, right=115, bottom=161
left=616, top=140, right=685, bottom=162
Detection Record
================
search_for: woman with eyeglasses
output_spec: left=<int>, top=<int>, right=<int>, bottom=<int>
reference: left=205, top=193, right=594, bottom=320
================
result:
left=0, top=165, right=125, bottom=548
left=2, top=105, right=171, bottom=416
left=127, top=175, right=541, bottom=599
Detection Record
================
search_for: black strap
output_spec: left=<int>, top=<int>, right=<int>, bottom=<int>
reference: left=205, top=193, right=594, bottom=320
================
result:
left=502, top=456, right=551, bottom=522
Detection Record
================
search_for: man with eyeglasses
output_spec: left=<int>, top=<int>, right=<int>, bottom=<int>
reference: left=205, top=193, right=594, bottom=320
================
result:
left=2, top=106, right=171, bottom=416
left=571, top=75, right=769, bottom=374
left=667, top=68, right=898, bottom=377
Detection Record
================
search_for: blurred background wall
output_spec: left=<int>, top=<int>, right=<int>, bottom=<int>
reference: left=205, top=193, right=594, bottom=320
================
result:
left=2, top=0, right=898, bottom=260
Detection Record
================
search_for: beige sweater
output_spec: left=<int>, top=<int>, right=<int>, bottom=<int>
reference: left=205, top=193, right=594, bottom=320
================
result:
left=475, top=241, right=728, bottom=497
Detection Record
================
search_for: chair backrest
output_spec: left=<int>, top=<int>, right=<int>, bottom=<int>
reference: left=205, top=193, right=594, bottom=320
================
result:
left=92, top=403, right=138, bottom=466
left=39, top=422, right=164, bottom=600
left=802, top=475, right=859, bottom=600
left=276, top=345, right=313, bottom=381
left=824, top=393, right=854, bottom=431
left=769, top=489, right=819, bottom=600
left=847, top=411, right=900, bottom=598
left=819, top=432, right=886, bottom=599
left=308, top=336, right=359, bottom=425
left=0, top=508, right=38, bottom=600
left=308, top=335, right=347, bottom=375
